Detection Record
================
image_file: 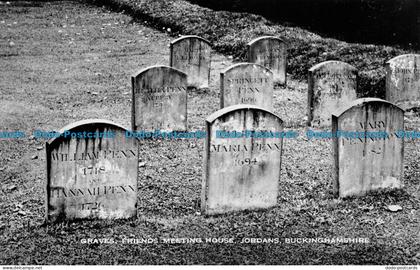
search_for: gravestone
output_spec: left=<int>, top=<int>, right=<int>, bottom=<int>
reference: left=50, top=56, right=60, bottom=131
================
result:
left=170, top=35, right=211, bottom=88
left=386, top=54, right=420, bottom=110
left=201, top=104, right=284, bottom=215
left=131, top=65, right=187, bottom=132
left=247, top=36, right=287, bottom=85
left=46, top=119, right=139, bottom=222
left=332, top=98, right=404, bottom=198
left=308, top=61, right=358, bottom=127
left=220, top=63, right=273, bottom=110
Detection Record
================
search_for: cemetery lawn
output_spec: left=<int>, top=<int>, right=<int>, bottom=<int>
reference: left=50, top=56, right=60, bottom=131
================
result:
left=0, top=0, right=419, bottom=265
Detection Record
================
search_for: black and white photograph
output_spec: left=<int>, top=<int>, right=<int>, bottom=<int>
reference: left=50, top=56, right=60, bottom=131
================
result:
left=0, top=0, right=419, bottom=267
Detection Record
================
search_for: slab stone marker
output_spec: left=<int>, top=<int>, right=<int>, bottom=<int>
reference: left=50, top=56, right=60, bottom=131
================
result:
left=220, top=63, right=273, bottom=110
left=386, top=54, right=420, bottom=110
left=132, top=65, right=187, bottom=132
left=308, top=60, right=358, bottom=127
left=247, top=36, right=287, bottom=85
left=202, top=104, right=284, bottom=215
left=332, top=98, right=404, bottom=198
left=170, top=35, right=211, bottom=88
left=46, top=119, right=139, bottom=222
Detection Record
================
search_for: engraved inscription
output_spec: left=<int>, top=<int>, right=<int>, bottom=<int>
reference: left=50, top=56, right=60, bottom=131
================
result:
left=46, top=120, right=139, bottom=222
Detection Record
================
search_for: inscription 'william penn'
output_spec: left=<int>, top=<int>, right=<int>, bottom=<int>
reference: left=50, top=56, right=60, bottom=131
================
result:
left=51, top=149, right=137, bottom=162
left=46, top=119, right=139, bottom=222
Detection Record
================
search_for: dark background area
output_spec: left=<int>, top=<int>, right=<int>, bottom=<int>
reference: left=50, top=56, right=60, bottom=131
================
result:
left=187, top=0, right=420, bottom=49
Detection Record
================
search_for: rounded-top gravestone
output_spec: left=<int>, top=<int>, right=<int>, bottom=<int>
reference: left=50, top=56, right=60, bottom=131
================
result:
left=220, top=63, right=273, bottom=110
left=131, top=65, right=187, bottom=132
left=247, top=36, right=287, bottom=85
left=46, top=119, right=139, bottom=222
left=308, top=60, right=358, bottom=127
left=202, top=104, right=284, bottom=215
left=170, top=35, right=211, bottom=88
left=332, top=98, right=404, bottom=198
left=386, top=54, right=420, bottom=110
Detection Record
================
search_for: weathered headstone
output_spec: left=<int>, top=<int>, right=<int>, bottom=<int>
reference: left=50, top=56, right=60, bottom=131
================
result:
left=131, top=65, right=187, bottom=132
left=386, top=54, right=420, bottom=110
left=201, top=104, right=284, bottom=215
left=308, top=60, right=358, bottom=127
left=220, top=63, right=273, bottom=110
left=46, top=119, right=139, bottom=222
left=332, top=98, right=404, bottom=198
left=170, top=35, right=211, bottom=88
left=247, top=36, right=287, bottom=85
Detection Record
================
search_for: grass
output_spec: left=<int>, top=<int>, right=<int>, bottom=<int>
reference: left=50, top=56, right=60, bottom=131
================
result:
left=85, top=0, right=419, bottom=99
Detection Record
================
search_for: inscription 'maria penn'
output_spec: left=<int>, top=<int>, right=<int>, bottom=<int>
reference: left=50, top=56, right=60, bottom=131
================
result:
left=46, top=119, right=139, bottom=222
left=202, top=104, right=284, bottom=215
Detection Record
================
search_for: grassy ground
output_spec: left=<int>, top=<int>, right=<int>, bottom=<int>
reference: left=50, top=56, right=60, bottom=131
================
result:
left=0, top=0, right=419, bottom=265
left=86, top=0, right=419, bottom=99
